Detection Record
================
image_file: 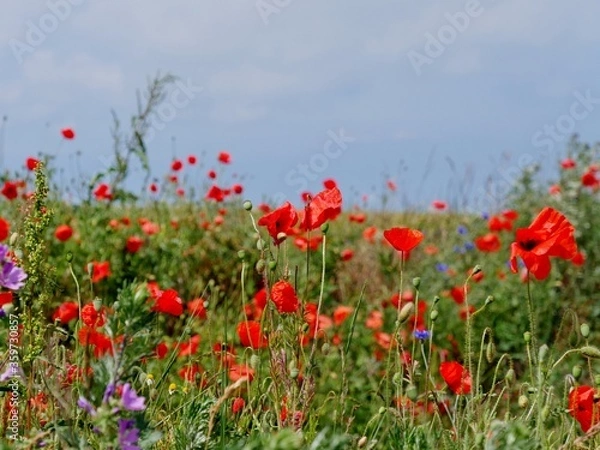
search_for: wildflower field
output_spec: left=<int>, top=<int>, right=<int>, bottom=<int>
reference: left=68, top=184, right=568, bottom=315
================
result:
left=1, top=90, right=600, bottom=449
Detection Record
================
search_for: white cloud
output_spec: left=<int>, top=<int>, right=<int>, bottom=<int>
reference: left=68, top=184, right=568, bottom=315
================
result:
left=23, top=51, right=124, bottom=92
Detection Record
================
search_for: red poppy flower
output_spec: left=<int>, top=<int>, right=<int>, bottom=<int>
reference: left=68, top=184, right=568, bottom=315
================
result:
left=55, top=224, right=73, bottom=242
left=349, top=213, right=366, bottom=223
left=387, top=180, right=397, bottom=191
left=571, top=251, right=585, bottom=267
left=126, top=236, right=144, bottom=253
left=561, top=158, right=576, bottom=169
left=363, top=226, right=377, bottom=243
left=450, top=286, right=466, bottom=304
left=94, top=183, right=112, bottom=201
left=81, top=303, right=105, bottom=327
left=90, top=261, right=111, bottom=283
left=474, top=233, right=501, bottom=252
left=257, top=201, right=298, bottom=245
left=323, top=178, right=337, bottom=189
left=187, top=298, right=207, bottom=319
left=152, top=289, right=184, bottom=316
left=432, top=200, right=447, bottom=210
left=187, top=155, right=197, bottom=165
left=26, top=157, right=39, bottom=171
left=340, top=248, right=354, bottom=261
left=237, top=321, right=266, bottom=349
left=1, top=181, right=18, bottom=200
left=179, top=363, right=203, bottom=382
left=205, top=185, right=226, bottom=202
left=440, top=361, right=472, bottom=395
left=208, top=170, right=217, bottom=179
left=155, top=342, right=169, bottom=359
left=569, top=385, right=600, bottom=432
left=229, top=364, right=255, bottom=382
left=218, top=151, right=231, bottom=164
left=383, top=227, right=424, bottom=252
left=141, top=221, right=160, bottom=236
left=177, top=334, right=201, bottom=357
left=171, top=159, right=183, bottom=171
left=148, top=183, right=158, bottom=193
left=232, top=397, right=245, bottom=414
left=61, top=127, right=75, bottom=139
left=488, top=216, right=512, bottom=232
left=0, top=218, right=9, bottom=241
left=549, top=184, right=561, bottom=195
left=502, top=209, right=519, bottom=221
left=293, top=236, right=322, bottom=251
left=299, top=187, right=342, bottom=231
left=52, top=301, right=79, bottom=324
left=509, top=207, right=578, bottom=280
left=270, top=280, right=299, bottom=314
left=365, top=310, right=383, bottom=330
left=582, top=168, right=600, bottom=188
left=333, top=305, right=353, bottom=326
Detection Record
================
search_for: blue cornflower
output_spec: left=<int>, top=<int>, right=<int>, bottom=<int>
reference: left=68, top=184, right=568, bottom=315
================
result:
left=413, top=329, right=431, bottom=341
left=464, top=242, right=475, bottom=251
left=436, top=263, right=449, bottom=272
left=457, top=225, right=468, bottom=235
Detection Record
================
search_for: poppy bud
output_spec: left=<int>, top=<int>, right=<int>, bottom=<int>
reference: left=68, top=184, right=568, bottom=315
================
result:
left=9, top=233, right=18, bottom=246
left=430, top=310, right=439, bottom=322
left=290, top=368, right=299, bottom=379
left=237, top=250, right=246, bottom=260
left=113, top=301, right=119, bottom=310
left=87, top=263, right=94, bottom=275
left=268, top=260, right=277, bottom=271
left=250, top=354, right=260, bottom=369
left=486, top=341, right=495, bottom=363
left=523, top=332, right=531, bottom=344
left=472, top=265, right=482, bottom=275
left=406, top=384, right=418, bottom=401
left=433, top=295, right=440, bottom=305
left=595, top=375, right=600, bottom=386
left=243, top=200, right=253, bottom=211
left=518, top=395, right=529, bottom=408
left=66, top=251, right=73, bottom=263
left=321, top=343, right=330, bottom=355
left=256, top=239, right=265, bottom=251
left=538, top=344, right=549, bottom=363
left=572, top=365, right=582, bottom=380
left=412, top=277, right=421, bottom=289
left=581, top=323, right=591, bottom=339
left=93, top=298, right=102, bottom=311
left=398, top=303, right=414, bottom=323
left=580, top=346, right=600, bottom=359
left=358, top=437, right=368, bottom=448
left=276, top=232, right=287, bottom=242
left=505, top=368, right=515, bottom=385
left=484, top=295, right=494, bottom=306
left=392, top=372, right=402, bottom=386
left=256, top=259, right=266, bottom=274
left=378, top=407, right=386, bottom=415
left=321, top=223, right=329, bottom=234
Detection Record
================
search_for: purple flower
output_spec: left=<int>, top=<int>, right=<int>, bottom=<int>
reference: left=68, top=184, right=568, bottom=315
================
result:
left=0, top=261, right=27, bottom=290
left=413, top=329, right=430, bottom=341
left=121, top=383, right=146, bottom=411
left=77, top=396, right=96, bottom=416
left=118, top=418, right=141, bottom=450
left=103, top=382, right=116, bottom=404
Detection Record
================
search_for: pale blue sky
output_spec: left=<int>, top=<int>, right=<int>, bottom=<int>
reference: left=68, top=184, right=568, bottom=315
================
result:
left=2, top=1, right=600, bottom=211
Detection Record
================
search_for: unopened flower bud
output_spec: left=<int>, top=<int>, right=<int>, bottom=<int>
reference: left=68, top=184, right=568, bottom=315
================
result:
left=430, top=310, right=439, bottom=322
left=255, top=259, right=266, bottom=274
left=505, top=368, right=515, bottom=385
left=66, top=251, right=73, bottom=263
left=518, top=395, right=529, bottom=408
left=580, top=346, right=600, bottom=359
left=581, top=323, right=591, bottom=339
left=276, top=231, right=287, bottom=242
left=486, top=341, right=495, bottom=363
left=572, top=365, right=582, bottom=380
left=9, top=233, right=18, bottom=246
left=250, top=354, right=260, bottom=369
left=268, top=260, right=277, bottom=271
left=524, top=332, right=532, bottom=344
left=538, top=344, right=549, bottom=363
left=358, top=436, right=368, bottom=448
left=484, top=295, right=494, bottom=306
left=321, top=223, right=329, bottom=234
left=433, top=296, right=440, bottom=305
left=406, top=384, right=418, bottom=401
left=412, top=277, right=421, bottom=289
left=243, top=200, right=253, bottom=211
left=472, top=265, right=482, bottom=275
left=256, top=239, right=265, bottom=251
left=237, top=250, right=246, bottom=260
left=398, top=303, right=414, bottom=323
